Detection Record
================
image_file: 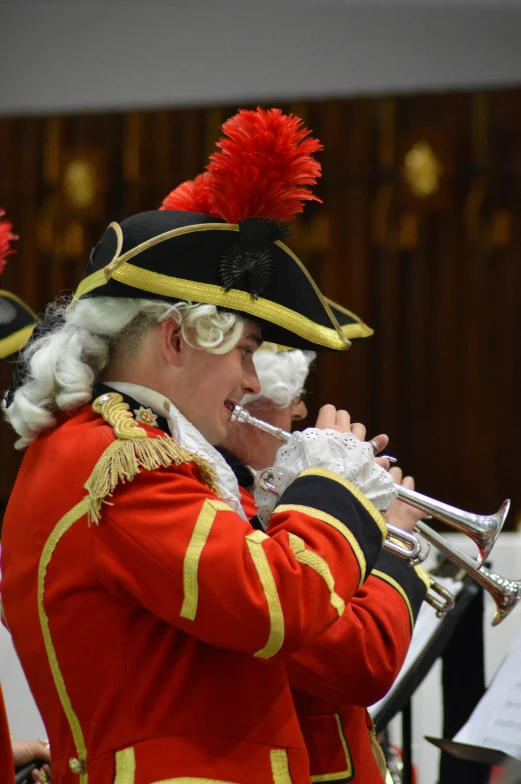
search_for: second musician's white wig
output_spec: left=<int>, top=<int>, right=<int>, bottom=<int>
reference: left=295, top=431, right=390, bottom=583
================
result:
left=242, top=343, right=316, bottom=409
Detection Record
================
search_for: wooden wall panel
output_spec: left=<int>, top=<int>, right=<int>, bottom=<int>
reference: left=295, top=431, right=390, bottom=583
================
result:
left=1, top=89, right=520, bottom=531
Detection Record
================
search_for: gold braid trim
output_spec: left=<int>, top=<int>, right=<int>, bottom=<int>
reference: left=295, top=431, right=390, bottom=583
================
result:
left=92, top=392, right=148, bottom=440
left=414, top=564, right=433, bottom=591
left=310, top=714, right=353, bottom=782
left=38, top=497, right=91, bottom=783
left=114, top=747, right=136, bottom=784
left=270, top=750, right=293, bottom=784
left=150, top=779, right=239, bottom=783
left=371, top=569, right=415, bottom=632
left=180, top=498, right=232, bottom=621
left=288, top=533, right=345, bottom=617
left=274, top=504, right=366, bottom=587
left=86, top=393, right=220, bottom=524
left=245, top=530, right=285, bottom=659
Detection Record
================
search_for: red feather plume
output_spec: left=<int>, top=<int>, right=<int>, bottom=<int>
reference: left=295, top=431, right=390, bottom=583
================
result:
left=160, top=172, right=217, bottom=216
left=0, top=209, right=18, bottom=276
left=207, top=107, right=323, bottom=223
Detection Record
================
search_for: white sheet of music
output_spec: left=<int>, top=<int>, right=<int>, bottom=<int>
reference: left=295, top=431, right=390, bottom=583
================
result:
left=369, top=576, right=464, bottom=718
left=454, top=624, right=521, bottom=759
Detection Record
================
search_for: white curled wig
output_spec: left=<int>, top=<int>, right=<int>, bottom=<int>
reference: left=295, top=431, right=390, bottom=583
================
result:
left=242, top=343, right=316, bottom=409
left=3, top=297, right=244, bottom=449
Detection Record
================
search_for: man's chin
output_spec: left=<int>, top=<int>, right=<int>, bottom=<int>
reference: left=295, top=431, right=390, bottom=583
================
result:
left=204, top=422, right=227, bottom=446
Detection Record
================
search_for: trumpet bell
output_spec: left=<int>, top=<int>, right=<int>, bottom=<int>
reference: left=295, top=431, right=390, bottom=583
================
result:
left=416, top=521, right=521, bottom=627
left=397, top=487, right=510, bottom=570
left=470, top=497, right=510, bottom=569
left=488, top=572, right=521, bottom=627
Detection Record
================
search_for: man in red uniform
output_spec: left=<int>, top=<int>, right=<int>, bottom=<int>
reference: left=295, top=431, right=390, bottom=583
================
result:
left=0, top=210, right=50, bottom=784
left=1, top=109, right=401, bottom=783
left=220, top=334, right=429, bottom=782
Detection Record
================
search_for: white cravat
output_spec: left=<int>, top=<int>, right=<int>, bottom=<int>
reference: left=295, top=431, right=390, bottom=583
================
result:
left=105, top=382, right=247, bottom=520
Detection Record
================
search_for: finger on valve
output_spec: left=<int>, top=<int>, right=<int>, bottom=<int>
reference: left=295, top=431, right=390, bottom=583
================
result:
left=386, top=472, right=423, bottom=533
left=315, top=404, right=352, bottom=433
left=350, top=422, right=367, bottom=441
left=368, top=433, right=389, bottom=455
left=33, top=766, right=53, bottom=784
left=375, top=456, right=391, bottom=472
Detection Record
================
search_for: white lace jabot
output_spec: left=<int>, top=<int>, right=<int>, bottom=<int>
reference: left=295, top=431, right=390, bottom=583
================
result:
left=105, top=382, right=247, bottom=520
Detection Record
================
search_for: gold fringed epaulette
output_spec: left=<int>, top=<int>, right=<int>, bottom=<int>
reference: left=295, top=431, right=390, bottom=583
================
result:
left=85, top=392, right=220, bottom=524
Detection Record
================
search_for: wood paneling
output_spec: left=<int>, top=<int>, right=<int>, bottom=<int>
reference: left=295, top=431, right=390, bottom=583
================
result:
left=1, top=90, right=521, bottom=530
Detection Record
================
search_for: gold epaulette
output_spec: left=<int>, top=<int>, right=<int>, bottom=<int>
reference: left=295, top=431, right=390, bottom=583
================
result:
left=84, top=392, right=219, bottom=524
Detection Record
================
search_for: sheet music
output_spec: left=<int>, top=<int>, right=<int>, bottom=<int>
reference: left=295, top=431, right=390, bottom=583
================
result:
left=455, top=625, right=521, bottom=759
left=369, top=576, right=463, bottom=718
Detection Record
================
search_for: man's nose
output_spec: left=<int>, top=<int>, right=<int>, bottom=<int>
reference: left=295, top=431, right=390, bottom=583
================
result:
left=243, top=366, right=261, bottom=396
left=291, top=400, right=308, bottom=421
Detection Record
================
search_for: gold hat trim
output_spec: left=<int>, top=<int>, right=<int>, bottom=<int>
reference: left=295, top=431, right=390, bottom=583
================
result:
left=324, top=296, right=374, bottom=339
left=0, top=324, right=36, bottom=360
left=270, top=297, right=373, bottom=350
left=70, top=222, right=350, bottom=351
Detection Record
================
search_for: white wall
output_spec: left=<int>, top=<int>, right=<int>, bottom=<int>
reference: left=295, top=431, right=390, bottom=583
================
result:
left=2, top=0, right=521, bottom=116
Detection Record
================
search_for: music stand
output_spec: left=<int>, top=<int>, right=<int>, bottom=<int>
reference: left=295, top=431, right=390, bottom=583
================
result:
left=373, top=578, right=488, bottom=784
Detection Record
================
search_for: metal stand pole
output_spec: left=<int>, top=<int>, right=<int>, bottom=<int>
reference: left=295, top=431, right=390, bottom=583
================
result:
left=402, top=701, right=413, bottom=784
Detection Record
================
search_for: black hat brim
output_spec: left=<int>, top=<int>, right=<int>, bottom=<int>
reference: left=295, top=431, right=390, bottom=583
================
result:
left=73, top=211, right=350, bottom=352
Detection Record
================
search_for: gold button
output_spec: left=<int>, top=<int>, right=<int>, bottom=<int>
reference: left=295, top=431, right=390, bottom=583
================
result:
left=69, top=758, right=86, bottom=774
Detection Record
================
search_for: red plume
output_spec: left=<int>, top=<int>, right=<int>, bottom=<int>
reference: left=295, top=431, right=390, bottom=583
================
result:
left=0, top=209, right=18, bottom=276
left=207, top=107, right=323, bottom=223
left=160, top=172, right=217, bottom=216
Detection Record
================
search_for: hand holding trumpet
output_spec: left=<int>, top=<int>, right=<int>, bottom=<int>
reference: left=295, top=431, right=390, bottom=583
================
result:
left=314, top=403, right=392, bottom=471
left=233, top=402, right=509, bottom=568
left=314, top=405, right=422, bottom=535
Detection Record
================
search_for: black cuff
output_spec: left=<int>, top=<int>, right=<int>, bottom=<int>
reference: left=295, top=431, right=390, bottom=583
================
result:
left=371, top=550, right=428, bottom=630
left=275, top=469, right=386, bottom=581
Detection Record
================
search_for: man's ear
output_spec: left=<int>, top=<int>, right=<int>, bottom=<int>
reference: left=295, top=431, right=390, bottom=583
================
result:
left=161, top=319, right=184, bottom=368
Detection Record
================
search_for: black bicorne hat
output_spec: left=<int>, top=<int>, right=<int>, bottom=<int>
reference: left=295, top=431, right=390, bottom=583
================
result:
left=0, top=291, right=38, bottom=361
left=71, top=108, right=350, bottom=352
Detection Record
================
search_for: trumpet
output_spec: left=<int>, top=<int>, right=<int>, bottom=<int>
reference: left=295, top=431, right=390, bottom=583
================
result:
left=423, top=577, right=456, bottom=617
left=230, top=405, right=510, bottom=568
left=416, top=522, right=521, bottom=626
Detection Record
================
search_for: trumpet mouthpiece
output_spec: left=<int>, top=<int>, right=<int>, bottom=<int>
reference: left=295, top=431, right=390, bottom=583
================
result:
left=230, top=405, right=249, bottom=424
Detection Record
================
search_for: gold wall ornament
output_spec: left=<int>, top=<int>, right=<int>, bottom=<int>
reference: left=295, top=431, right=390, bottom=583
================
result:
left=489, top=210, right=512, bottom=248
left=63, top=158, right=97, bottom=210
left=398, top=212, right=419, bottom=251
left=403, top=141, right=442, bottom=198
left=61, top=220, right=85, bottom=258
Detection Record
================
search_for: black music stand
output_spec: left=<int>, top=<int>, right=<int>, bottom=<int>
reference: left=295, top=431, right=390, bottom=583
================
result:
left=373, top=577, right=489, bottom=784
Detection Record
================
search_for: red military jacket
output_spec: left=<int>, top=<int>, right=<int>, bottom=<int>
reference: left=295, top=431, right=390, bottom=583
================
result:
left=235, top=469, right=428, bottom=783
left=1, top=388, right=389, bottom=784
